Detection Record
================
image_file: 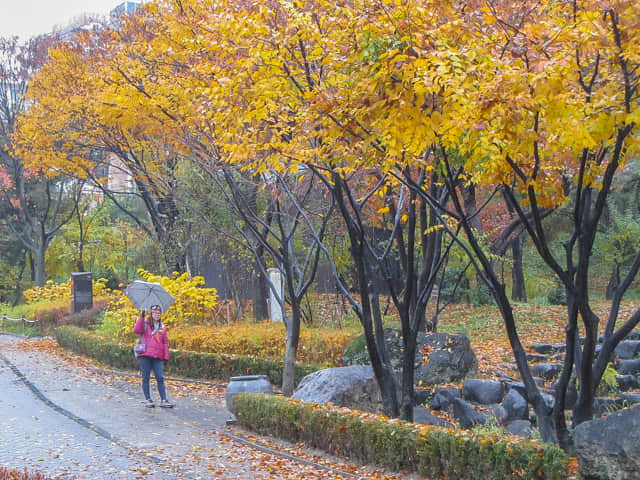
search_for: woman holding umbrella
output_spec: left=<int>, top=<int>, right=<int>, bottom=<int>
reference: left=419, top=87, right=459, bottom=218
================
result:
left=133, top=305, right=174, bottom=408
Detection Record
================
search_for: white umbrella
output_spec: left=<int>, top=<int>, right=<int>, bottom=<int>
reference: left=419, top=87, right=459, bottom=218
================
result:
left=124, top=280, right=175, bottom=312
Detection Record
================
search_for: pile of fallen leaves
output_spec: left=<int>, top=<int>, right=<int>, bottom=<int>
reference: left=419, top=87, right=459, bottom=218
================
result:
left=0, top=467, right=57, bottom=480
left=429, top=300, right=638, bottom=381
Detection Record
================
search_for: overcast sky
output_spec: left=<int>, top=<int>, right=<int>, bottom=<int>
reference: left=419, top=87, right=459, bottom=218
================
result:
left=1, top=0, right=131, bottom=41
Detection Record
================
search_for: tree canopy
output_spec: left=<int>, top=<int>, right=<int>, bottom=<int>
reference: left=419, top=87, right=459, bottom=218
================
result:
left=9, top=0, right=640, bottom=446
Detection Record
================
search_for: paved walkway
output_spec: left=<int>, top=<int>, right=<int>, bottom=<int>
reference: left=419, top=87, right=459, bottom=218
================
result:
left=0, top=335, right=392, bottom=480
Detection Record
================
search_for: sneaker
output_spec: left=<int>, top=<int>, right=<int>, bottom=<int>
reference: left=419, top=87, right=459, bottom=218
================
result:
left=144, top=399, right=155, bottom=408
left=159, top=399, right=174, bottom=408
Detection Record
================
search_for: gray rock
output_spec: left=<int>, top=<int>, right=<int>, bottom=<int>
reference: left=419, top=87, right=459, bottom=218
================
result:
left=593, top=397, right=624, bottom=417
left=342, top=330, right=477, bottom=386
left=292, top=365, right=392, bottom=414
left=574, top=404, right=640, bottom=480
left=617, top=358, right=640, bottom=375
left=541, top=392, right=555, bottom=410
left=615, top=340, right=640, bottom=359
left=566, top=380, right=578, bottom=409
left=550, top=379, right=577, bottom=408
left=530, top=363, right=563, bottom=380
left=341, top=328, right=403, bottom=369
left=462, top=379, right=505, bottom=405
left=619, top=393, right=640, bottom=405
left=412, top=407, right=455, bottom=428
left=595, top=344, right=603, bottom=358
left=505, top=419, right=532, bottom=438
left=505, top=382, right=527, bottom=397
left=489, top=404, right=508, bottom=425
left=452, top=397, right=486, bottom=429
left=616, top=375, right=640, bottom=392
left=626, top=331, right=640, bottom=341
left=413, top=387, right=432, bottom=406
left=414, top=333, right=477, bottom=385
left=531, top=344, right=553, bottom=354
left=526, top=353, right=548, bottom=363
left=430, top=386, right=461, bottom=411
left=502, top=388, right=529, bottom=421
left=533, top=377, right=546, bottom=387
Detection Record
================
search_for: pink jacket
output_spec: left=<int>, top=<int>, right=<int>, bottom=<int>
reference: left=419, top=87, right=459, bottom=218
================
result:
left=133, top=316, right=170, bottom=361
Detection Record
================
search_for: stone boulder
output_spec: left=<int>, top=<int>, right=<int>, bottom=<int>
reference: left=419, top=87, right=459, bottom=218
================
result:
left=614, top=340, right=640, bottom=359
left=414, top=333, right=477, bottom=385
left=526, top=353, right=548, bottom=363
left=531, top=343, right=553, bottom=354
left=462, top=379, right=505, bottom=405
left=505, top=420, right=532, bottom=438
left=342, top=329, right=477, bottom=386
left=489, top=404, right=508, bottom=425
left=574, top=404, right=640, bottom=480
left=502, top=388, right=529, bottom=421
left=451, top=397, right=486, bottom=429
left=292, top=365, right=392, bottom=414
left=626, top=331, right=640, bottom=341
left=413, top=407, right=455, bottom=428
left=342, top=328, right=404, bottom=369
left=616, top=375, right=640, bottom=392
left=593, top=397, right=625, bottom=417
left=530, top=363, right=563, bottom=380
left=413, top=387, right=433, bottom=406
left=430, top=386, right=461, bottom=411
left=617, top=358, right=640, bottom=376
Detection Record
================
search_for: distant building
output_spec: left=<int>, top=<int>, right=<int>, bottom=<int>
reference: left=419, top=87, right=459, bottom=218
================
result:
left=54, top=2, right=141, bottom=41
left=110, top=2, right=141, bottom=18
left=56, top=16, right=105, bottom=41
left=80, top=151, right=137, bottom=209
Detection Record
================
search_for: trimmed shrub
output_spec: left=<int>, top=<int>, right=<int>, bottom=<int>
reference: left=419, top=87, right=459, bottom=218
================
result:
left=233, top=394, right=569, bottom=480
left=54, top=326, right=317, bottom=386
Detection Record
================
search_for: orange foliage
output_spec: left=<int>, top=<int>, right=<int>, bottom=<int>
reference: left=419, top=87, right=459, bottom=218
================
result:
left=171, top=321, right=360, bottom=367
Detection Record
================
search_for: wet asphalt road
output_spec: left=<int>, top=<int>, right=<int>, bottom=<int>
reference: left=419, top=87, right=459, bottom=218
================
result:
left=0, top=335, right=314, bottom=480
left=0, top=335, right=396, bottom=480
left=0, top=358, right=174, bottom=479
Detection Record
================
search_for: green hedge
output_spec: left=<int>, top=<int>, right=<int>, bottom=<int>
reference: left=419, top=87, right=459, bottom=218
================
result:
left=233, top=394, right=569, bottom=480
left=55, top=326, right=317, bottom=386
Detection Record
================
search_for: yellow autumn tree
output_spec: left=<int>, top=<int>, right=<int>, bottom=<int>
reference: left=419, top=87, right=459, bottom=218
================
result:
left=308, top=0, right=640, bottom=447
left=15, top=9, right=196, bottom=273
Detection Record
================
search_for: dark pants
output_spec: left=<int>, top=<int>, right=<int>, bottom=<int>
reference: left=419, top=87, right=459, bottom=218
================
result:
left=138, top=356, right=167, bottom=401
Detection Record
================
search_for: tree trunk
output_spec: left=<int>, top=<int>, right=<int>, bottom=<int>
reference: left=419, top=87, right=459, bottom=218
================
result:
left=573, top=309, right=599, bottom=425
left=511, top=235, right=527, bottom=302
left=495, top=284, right=557, bottom=443
left=32, top=246, right=47, bottom=287
left=11, top=257, right=26, bottom=307
left=281, top=307, right=301, bottom=396
left=605, top=263, right=620, bottom=300
left=400, top=337, right=416, bottom=421
left=76, top=243, right=85, bottom=272
left=252, top=268, right=269, bottom=321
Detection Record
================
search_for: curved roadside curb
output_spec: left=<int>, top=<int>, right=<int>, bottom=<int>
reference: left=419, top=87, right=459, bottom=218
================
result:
left=0, top=350, right=170, bottom=467
left=0, top=334, right=373, bottom=480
